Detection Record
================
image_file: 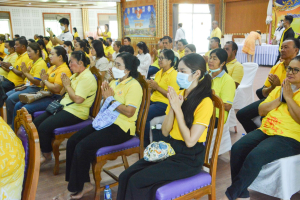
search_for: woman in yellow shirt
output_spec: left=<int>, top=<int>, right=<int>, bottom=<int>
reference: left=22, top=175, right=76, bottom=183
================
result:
left=13, top=46, right=72, bottom=129
left=177, top=39, right=188, bottom=58
left=52, top=52, right=143, bottom=200
left=74, top=40, right=90, bottom=58
left=33, top=51, right=97, bottom=165
left=63, top=41, right=74, bottom=62
left=37, top=39, right=50, bottom=64
left=5, top=43, right=48, bottom=129
left=97, top=24, right=111, bottom=42
left=0, top=117, right=25, bottom=200
left=73, top=27, right=79, bottom=39
left=220, top=56, right=300, bottom=200
left=117, top=53, right=213, bottom=200
left=144, top=49, right=180, bottom=147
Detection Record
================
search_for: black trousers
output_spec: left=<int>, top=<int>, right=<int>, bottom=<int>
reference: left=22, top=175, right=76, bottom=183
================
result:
left=2, top=78, right=15, bottom=93
left=66, top=124, right=133, bottom=192
left=117, top=138, right=205, bottom=200
left=33, top=110, right=84, bottom=153
left=236, top=98, right=265, bottom=133
left=225, top=129, right=300, bottom=200
left=274, top=50, right=280, bottom=66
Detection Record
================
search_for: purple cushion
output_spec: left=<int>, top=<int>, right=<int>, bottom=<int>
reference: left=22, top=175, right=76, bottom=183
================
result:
left=33, top=111, right=46, bottom=119
left=17, top=125, right=29, bottom=185
left=53, top=119, right=93, bottom=135
left=96, top=137, right=140, bottom=157
left=156, top=171, right=212, bottom=200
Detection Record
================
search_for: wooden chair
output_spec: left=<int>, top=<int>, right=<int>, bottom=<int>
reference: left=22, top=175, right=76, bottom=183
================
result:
left=14, top=107, right=40, bottom=200
left=0, top=102, right=8, bottom=122
left=155, top=93, right=225, bottom=200
left=92, top=73, right=151, bottom=200
left=33, top=66, right=103, bottom=175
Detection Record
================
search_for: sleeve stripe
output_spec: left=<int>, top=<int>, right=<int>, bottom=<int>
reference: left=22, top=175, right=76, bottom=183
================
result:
left=128, top=104, right=137, bottom=108
left=34, top=77, right=41, bottom=81
left=195, top=122, right=209, bottom=127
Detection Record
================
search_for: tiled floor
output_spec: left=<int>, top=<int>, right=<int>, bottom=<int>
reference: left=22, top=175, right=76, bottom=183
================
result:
left=36, top=66, right=300, bottom=200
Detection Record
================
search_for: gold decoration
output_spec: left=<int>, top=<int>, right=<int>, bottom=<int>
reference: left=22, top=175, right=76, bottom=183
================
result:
left=273, top=0, right=299, bottom=11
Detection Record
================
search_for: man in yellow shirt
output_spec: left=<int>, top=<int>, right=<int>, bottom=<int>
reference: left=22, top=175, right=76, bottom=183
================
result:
left=0, top=41, right=18, bottom=78
left=104, top=38, right=115, bottom=58
left=224, top=41, right=244, bottom=88
left=1, top=38, right=31, bottom=93
left=34, top=34, right=39, bottom=42
left=0, top=36, right=6, bottom=60
left=237, top=38, right=300, bottom=134
left=209, top=21, right=222, bottom=40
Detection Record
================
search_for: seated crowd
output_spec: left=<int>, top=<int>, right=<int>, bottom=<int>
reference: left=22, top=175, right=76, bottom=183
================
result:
left=0, top=17, right=300, bottom=200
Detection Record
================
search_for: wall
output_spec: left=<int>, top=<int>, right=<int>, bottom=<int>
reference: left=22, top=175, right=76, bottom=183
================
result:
left=225, top=0, right=269, bottom=34
left=0, top=6, right=116, bottom=39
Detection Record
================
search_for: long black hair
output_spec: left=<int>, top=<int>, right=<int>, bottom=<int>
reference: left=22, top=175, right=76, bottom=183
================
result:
left=77, top=40, right=89, bottom=54
left=180, top=53, right=212, bottom=128
left=37, top=39, right=49, bottom=57
left=53, top=46, right=69, bottom=66
left=137, top=41, right=149, bottom=54
left=71, top=50, right=90, bottom=67
left=210, top=48, right=228, bottom=73
left=92, top=40, right=105, bottom=58
left=116, top=52, right=140, bottom=79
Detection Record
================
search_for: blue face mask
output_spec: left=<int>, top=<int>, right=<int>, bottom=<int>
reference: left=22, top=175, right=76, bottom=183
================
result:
left=176, top=72, right=195, bottom=89
left=4, top=48, right=9, bottom=55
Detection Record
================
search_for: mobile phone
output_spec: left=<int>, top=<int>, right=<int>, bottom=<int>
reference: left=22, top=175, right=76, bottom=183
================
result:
left=46, top=28, right=51, bottom=32
left=280, top=86, right=286, bottom=103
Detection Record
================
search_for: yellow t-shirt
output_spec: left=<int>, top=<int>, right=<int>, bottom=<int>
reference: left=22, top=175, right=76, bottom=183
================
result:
left=226, top=59, right=244, bottom=84
left=44, top=62, right=72, bottom=93
left=259, top=86, right=300, bottom=142
left=0, top=117, right=25, bottom=200
left=210, top=27, right=222, bottom=40
left=0, top=43, right=6, bottom=59
left=212, top=70, right=236, bottom=122
left=74, top=32, right=79, bottom=38
left=0, top=52, right=18, bottom=78
left=42, top=49, right=49, bottom=62
left=104, top=45, right=115, bottom=58
left=27, top=58, right=48, bottom=86
left=110, top=77, right=143, bottom=135
left=178, top=49, right=185, bottom=59
left=166, top=91, right=213, bottom=143
left=7, top=52, right=32, bottom=86
left=150, top=67, right=180, bottom=104
left=102, top=31, right=111, bottom=41
left=264, top=62, right=286, bottom=88
left=46, top=41, right=53, bottom=52
left=61, top=68, right=97, bottom=120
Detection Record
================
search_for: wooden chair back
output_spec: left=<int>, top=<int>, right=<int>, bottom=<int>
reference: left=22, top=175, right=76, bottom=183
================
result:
left=135, top=72, right=151, bottom=155
left=232, top=35, right=245, bottom=42
left=14, top=107, right=40, bottom=200
left=90, top=66, right=103, bottom=118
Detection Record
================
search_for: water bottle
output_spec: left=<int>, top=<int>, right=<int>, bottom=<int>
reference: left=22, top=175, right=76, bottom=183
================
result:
left=104, top=185, right=112, bottom=200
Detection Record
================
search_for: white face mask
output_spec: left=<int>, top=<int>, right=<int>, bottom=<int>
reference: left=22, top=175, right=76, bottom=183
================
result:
left=112, top=67, right=126, bottom=79
left=60, top=26, right=65, bottom=31
left=277, top=23, right=281, bottom=27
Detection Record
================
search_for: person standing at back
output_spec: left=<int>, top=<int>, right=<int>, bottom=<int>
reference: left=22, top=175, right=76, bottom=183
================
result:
left=208, top=21, right=222, bottom=40
left=47, top=18, right=73, bottom=46
left=124, top=37, right=131, bottom=46
left=175, top=23, right=185, bottom=44
left=275, top=15, right=295, bottom=65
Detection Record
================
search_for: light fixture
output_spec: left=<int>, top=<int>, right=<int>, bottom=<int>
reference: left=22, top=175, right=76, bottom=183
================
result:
left=29, top=2, right=31, bottom=4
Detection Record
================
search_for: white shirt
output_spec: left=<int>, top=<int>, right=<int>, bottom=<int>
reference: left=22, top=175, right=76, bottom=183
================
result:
left=274, top=27, right=285, bottom=42
left=175, top=28, right=185, bottom=41
left=137, top=53, right=151, bottom=77
left=57, top=31, right=73, bottom=42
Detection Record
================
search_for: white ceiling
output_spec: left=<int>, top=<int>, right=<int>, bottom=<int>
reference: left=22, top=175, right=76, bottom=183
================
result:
left=0, top=0, right=119, bottom=9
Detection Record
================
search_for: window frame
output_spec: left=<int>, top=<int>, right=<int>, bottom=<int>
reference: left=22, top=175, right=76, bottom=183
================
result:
left=0, top=11, right=13, bottom=38
left=42, top=13, right=72, bottom=36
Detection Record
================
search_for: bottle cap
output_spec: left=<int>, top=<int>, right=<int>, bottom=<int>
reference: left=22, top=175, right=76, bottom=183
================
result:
left=105, top=185, right=109, bottom=189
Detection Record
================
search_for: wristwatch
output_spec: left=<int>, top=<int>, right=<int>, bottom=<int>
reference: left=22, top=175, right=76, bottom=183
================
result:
left=9, top=66, right=13, bottom=70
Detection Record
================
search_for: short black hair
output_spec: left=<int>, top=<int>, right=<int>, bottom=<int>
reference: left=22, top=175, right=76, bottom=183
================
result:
left=28, top=39, right=36, bottom=43
left=163, top=36, right=172, bottom=43
left=285, top=15, right=293, bottom=24
left=73, top=27, right=77, bottom=32
left=136, top=41, right=149, bottom=54
left=119, top=45, right=134, bottom=55
left=20, top=36, right=26, bottom=40
left=284, top=37, right=300, bottom=50
left=225, top=41, right=238, bottom=53
left=38, top=35, right=43, bottom=40
left=43, top=36, right=50, bottom=41
left=88, top=36, right=94, bottom=41
left=75, top=37, right=81, bottom=41
left=185, top=44, right=196, bottom=52
left=5, top=40, right=15, bottom=48
left=178, top=39, right=188, bottom=46
left=106, top=38, right=113, bottom=44
left=16, top=38, right=28, bottom=48
left=59, top=18, right=69, bottom=26
left=124, top=37, right=131, bottom=42
left=14, top=34, right=20, bottom=38
left=211, top=37, right=220, bottom=44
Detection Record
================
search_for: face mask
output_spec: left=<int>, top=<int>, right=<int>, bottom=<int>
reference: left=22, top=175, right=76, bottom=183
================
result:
left=210, top=67, right=221, bottom=73
left=176, top=72, right=195, bottom=89
left=60, top=26, right=66, bottom=31
left=4, top=48, right=9, bottom=55
left=112, top=67, right=126, bottom=79
left=277, top=23, right=281, bottom=27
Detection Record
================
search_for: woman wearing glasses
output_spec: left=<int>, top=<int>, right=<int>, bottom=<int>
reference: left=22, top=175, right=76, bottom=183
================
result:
left=221, top=56, right=300, bottom=200
left=144, top=49, right=180, bottom=147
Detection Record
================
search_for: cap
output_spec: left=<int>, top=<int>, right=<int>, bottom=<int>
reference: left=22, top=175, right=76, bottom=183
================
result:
left=105, top=185, right=110, bottom=189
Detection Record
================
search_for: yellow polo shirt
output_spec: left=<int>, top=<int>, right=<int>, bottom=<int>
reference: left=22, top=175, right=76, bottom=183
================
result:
left=26, top=58, right=48, bottom=86
left=110, top=77, right=143, bottom=135
left=61, top=68, right=97, bottom=120
left=7, top=52, right=31, bottom=86
left=166, top=90, right=213, bottom=143
left=46, top=41, right=53, bottom=52
left=212, top=70, right=236, bottom=122
left=42, top=49, right=49, bottom=62
left=150, top=67, right=180, bottom=104
left=210, top=27, right=222, bottom=40
left=0, top=117, right=25, bottom=200
left=74, top=32, right=79, bottom=38
left=0, top=52, right=18, bottom=78
left=259, top=86, right=300, bottom=142
left=226, top=59, right=244, bottom=84
left=44, top=62, right=72, bottom=93
left=104, top=45, right=115, bottom=57
left=264, top=62, right=286, bottom=88
left=0, top=43, right=6, bottom=59
left=102, top=31, right=111, bottom=41
left=35, top=38, right=38, bottom=42
left=178, top=49, right=185, bottom=59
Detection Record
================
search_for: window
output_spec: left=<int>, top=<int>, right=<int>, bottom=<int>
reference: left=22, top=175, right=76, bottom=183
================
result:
left=43, top=13, right=71, bottom=37
left=98, top=14, right=118, bottom=40
left=178, top=4, right=212, bottom=53
left=0, top=12, right=12, bottom=38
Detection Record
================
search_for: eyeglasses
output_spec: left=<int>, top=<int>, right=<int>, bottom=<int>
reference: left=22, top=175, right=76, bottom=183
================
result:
left=286, top=66, right=300, bottom=74
left=158, top=56, right=166, bottom=61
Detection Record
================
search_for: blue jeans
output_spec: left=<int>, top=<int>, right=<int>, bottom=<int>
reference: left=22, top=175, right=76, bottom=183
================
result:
left=147, top=66, right=160, bottom=79
left=12, top=94, right=61, bottom=131
left=144, top=101, right=168, bottom=147
left=6, top=86, right=41, bottom=124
